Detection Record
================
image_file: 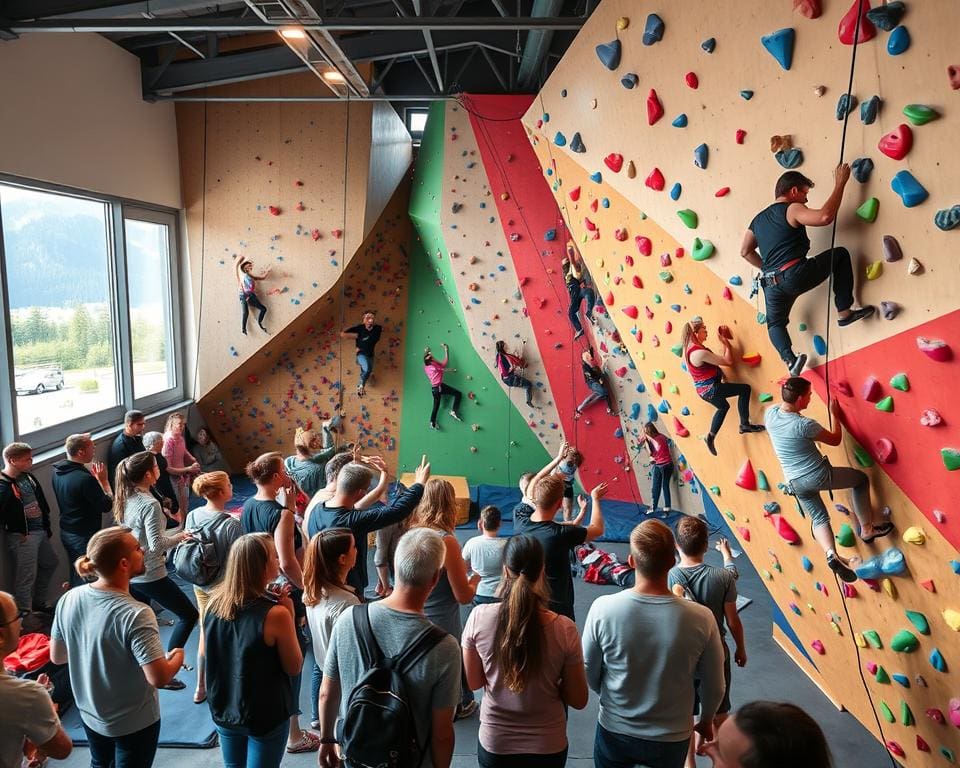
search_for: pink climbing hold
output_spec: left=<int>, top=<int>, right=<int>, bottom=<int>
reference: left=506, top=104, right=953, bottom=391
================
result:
left=605, top=291, right=615, bottom=307
left=664, top=321, right=673, bottom=334
left=811, top=640, right=825, bottom=655
left=920, top=409, right=942, bottom=427
left=604, top=153, right=624, bottom=173
left=635, top=236, right=653, bottom=256
left=673, top=417, right=690, bottom=437
left=878, top=124, right=913, bottom=161
left=647, top=89, right=664, bottom=125
left=569, top=186, right=581, bottom=202
left=765, top=510, right=801, bottom=544
left=310, top=228, right=321, bottom=241
left=835, top=380, right=853, bottom=397
left=624, top=255, right=634, bottom=267
left=645, top=167, right=665, bottom=191
left=332, top=228, right=343, bottom=239
left=715, top=187, right=731, bottom=197
left=861, top=376, right=882, bottom=403
left=685, top=72, right=699, bottom=89
left=874, top=438, right=896, bottom=464
left=842, top=583, right=857, bottom=598
left=268, top=205, right=281, bottom=216
left=737, top=526, right=752, bottom=542
left=927, top=708, right=946, bottom=725
left=614, top=367, right=628, bottom=378
left=614, top=228, right=628, bottom=241
left=722, top=286, right=733, bottom=301
left=645, top=307, right=655, bottom=320
left=885, top=742, right=905, bottom=759
left=622, top=305, right=639, bottom=319
left=590, top=199, right=599, bottom=212
left=794, top=0, right=822, bottom=19
left=632, top=275, right=644, bottom=289
left=838, top=0, right=876, bottom=46
left=950, top=65, right=960, bottom=90
left=735, top=129, right=747, bottom=145
left=917, top=337, right=953, bottom=362
left=653, top=382, right=662, bottom=396
left=660, top=253, right=671, bottom=267
left=866, top=661, right=878, bottom=675
left=950, top=699, right=960, bottom=728
left=736, top=459, right=757, bottom=490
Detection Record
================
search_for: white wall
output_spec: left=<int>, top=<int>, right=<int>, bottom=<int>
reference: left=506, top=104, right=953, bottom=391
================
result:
left=365, top=102, right=412, bottom=234
left=0, top=33, right=181, bottom=208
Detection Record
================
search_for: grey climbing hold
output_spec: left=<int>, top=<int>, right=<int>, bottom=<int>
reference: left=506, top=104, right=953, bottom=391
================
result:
left=595, top=39, right=622, bottom=70
left=836, top=93, right=857, bottom=120
left=860, top=95, right=881, bottom=125
left=694, top=143, right=709, bottom=170
left=702, top=38, right=716, bottom=53
left=851, top=157, right=874, bottom=183
left=740, top=90, right=754, bottom=100
left=775, top=148, right=803, bottom=169
left=882, top=236, right=902, bottom=263
left=935, top=205, right=960, bottom=231
left=621, top=73, right=639, bottom=89
left=881, top=301, right=900, bottom=320
left=451, top=202, right=462, bottom=213
left=866, top=1, right=906, bottom=31
left=643, top=13, right=665, bottom=45
left=569, top=132, right=586, bottom=153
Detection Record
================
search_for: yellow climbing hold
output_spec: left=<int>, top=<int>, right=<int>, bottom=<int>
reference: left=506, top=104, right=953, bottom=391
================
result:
left=865, top=261, right=883, bottom=280
left=882, top=579, right=897, bottom=599
left=943, top=609, right=960, bottom=632
left=616, top=16, right=630, bottom=30
left=902, top=527, right=926, bottom=545
left=854, top=632, right=866, bottom=648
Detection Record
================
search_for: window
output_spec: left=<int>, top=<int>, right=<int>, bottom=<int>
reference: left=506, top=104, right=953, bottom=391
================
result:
left=405, top=108, right=429, bottom=145
left=0, top=177, right=184, bottom=451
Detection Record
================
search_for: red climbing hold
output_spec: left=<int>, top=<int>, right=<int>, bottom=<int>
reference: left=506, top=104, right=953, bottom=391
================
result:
left=878, top=124, right=913, bottom=161
left=722, top=286, right=733, bottom=301
left=614, top=228, right=628, bottom=241
left=311, top=228, right=321, bottom=241
left=673, top=417, right=690, bottom=437
left=624, top=255, right=634, bottom=267
left=735, top=129, right=747, bottom=145
left=715, top=187, right=731, bottom=197
left=590, top=198, right=599, bottom=213
left=268, top=206, right=281, bottom=216
left=584, top=217, right=597, bottom=232
left=920, top=579, right=935, bottom=592
left=685, top=72, right=699, bottom=89
left=835, top=380, right=853, bottom=397
left=653, top=382, right=662, bottom=396
left=675, top=247, right=685, bottom=259
left=875, top=438, right=896, bottom=464
left=632, top=275, right=643, bottom=289
left=604, top=153, right=624, bottom=173
left=622, top=305, right=639, bottom=319
left=247, top=375, right=259, bottom=384
left=838, top=0, right=876, bottom=46
left=842, top=583, right=858, bottom=598
left=794, top=0, right=822, bottom=19
left=605, top=292, right=615, bottom=307
left=950, top=65, right=960, bottom=91
left=765, top=510, right=801, bottom=544
left=736, top=459, right=757, bottom=490
left=737, top=526, right=751, bottom=542
left=885, top=742, right=905, bottom=759
left=647, top=89, right=664, bottom=125
left=917, top=736, right=930, bottom=753
left=635, top=236, right=652, bottom=256
left=332, top=228, right=343, bottom=239
left=645, top=167, right=666, bottom=191
left=569, top=186, right=581, bottom=201
left=614, top=367, right=628, bottom=378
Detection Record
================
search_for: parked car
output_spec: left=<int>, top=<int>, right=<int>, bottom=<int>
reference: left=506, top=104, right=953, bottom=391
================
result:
left=14, top=364, right=64, bottom=395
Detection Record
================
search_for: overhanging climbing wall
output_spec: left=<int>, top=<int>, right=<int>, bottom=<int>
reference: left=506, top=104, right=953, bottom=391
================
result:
left=525, top=0, right=960, bottom=763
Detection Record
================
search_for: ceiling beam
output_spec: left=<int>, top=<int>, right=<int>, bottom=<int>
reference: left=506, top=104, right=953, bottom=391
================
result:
left=411, top=0, right=443, bottom=92
left=516, top=0, right=561, bottom=89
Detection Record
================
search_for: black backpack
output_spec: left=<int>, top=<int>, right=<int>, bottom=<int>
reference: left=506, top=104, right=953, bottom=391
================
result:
left=172, top=514, right=231, bottom=587
left=339, top=604, right=446, bottom=768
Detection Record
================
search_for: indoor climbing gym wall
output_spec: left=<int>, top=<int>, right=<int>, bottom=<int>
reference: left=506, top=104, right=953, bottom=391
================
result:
left=524, top=0, right=960, bottom=764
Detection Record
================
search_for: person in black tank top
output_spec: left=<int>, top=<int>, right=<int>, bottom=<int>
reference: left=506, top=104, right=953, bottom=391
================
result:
left=741, top=167, right=875, bottom=376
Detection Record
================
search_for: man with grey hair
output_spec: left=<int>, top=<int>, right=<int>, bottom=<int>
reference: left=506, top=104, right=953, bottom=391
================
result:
left=308, top=455, right=430, bottom=596
left=319, top=528, right=461, bottom=768
left=142, top=432, right=179, bottom=521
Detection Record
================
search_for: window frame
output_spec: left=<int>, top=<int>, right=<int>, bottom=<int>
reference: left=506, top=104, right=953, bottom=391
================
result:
left=404, top=107, right=429, bottom=145
left=0, top=174, right=186, bottom=453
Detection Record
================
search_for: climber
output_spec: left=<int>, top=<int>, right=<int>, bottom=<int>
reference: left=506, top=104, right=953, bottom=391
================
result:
left=681, top=317, right=764, bottom=457
left=765, top=377, right=893, bottom=583
left=423, top=343, right=463, bottom=431
left=234, top=255, right=270, bottom=335
left=561, top=242, right=597, bottom=340
left=340, top=310, right=382, bottom=397
left=741, top=165, right=875, bottom=376
left=494, top=340, right=535, bottom=407
left=575, top=348, right=615, bottom=417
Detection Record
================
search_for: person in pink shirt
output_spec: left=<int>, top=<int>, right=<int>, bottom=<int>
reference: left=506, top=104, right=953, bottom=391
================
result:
left=641, top=422, right=675, bottom=516
left=463, top=534, right=588, bottom=767
left=423, top=344, right=463, bottom=431
left=162, top=413, right=200, bottom=515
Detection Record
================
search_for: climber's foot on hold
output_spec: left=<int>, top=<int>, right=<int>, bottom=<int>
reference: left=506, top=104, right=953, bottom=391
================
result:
left=860, top=521, right=895, bottom=544
left=838, top=305, right=876, bottom=327
left=827, top=552, right=858, bottom=583
left=357, top=385, right=365, bottom=398
left=788, top=353, right=807, bottom=377
left=429, top=422, right=440, bottom=431
left=705, top=433, right=717, bottom=456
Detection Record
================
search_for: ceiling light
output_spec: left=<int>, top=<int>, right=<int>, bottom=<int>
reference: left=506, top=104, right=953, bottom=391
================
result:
left=322, top=70, right=346, bottom=84
left=279, top=27, right=306, bottom=39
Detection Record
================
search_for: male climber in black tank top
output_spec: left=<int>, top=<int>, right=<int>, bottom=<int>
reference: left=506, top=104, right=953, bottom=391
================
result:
left=740, top=165, right=874, bottom=376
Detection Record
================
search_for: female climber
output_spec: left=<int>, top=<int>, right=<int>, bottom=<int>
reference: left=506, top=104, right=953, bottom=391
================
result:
left=642, top=422, right=674, bottom=515
left=562, top=244, right=597, bottom=340
left=235, top=255, right=270, bottom=335
left=424, top=343, right=463, bottom=431
left=681, top=317, right=764, bottom=457
left=494, top=340, right=535, bottom=407
left=575, top=348, right=615, bottom=417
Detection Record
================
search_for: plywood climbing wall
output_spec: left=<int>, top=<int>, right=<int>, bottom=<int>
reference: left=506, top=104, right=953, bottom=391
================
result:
left=524, top=0, right=960, bottom=763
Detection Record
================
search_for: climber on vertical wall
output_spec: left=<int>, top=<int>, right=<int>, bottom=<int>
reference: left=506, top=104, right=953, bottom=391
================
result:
left=575, top=348, right=615, bottom=417
left=740, top=166, right=874, bottom=376
left=681, top=317, right=765, bottom=457
left=494, top=340, right=535, bottom=407
left=234, top=255, right=270, bottom=335
left=423, top=343, right=463, bottom=431
left=340, top=310, right=382, bottom=397
left=562, top=241, right=597, bottom=340
left=765, top=377, right=894, bottom=584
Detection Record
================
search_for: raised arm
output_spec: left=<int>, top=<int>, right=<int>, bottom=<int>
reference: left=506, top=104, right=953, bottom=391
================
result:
left=787, top=163, right=851, bottom=228
left=583, top=482, right=608, bottom=542
left=356, top=455, right=389, bottom=510
left=533, top=439, right=569, bottom=487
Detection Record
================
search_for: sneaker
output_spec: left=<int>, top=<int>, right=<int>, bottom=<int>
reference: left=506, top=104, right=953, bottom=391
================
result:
left=739, top=423, right=766, bottom=434
left=573, top=329, right=585, bottom=340
left=162, top=677, right=187, bottom=691
left=838, top=305, right=876, bottom=327
left=449, top=411, right=463, bottom=422
left=827, top=553, right=858, bottom=583
left=429, top=422, right=440, bottom=431
left=788, top=353, right=807, bottom=377
left=705, top=433, right=717, bottom=456
left=455, top=701, right=478, bottom=721
left=286, top=731, right=320, bottom=754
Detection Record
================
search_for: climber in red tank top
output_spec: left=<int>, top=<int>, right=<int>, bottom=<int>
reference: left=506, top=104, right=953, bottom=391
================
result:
left=681, top=317, right=765, bottom=457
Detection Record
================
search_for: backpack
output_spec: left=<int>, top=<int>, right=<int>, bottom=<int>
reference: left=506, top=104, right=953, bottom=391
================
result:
left=172, top=514, right=231, bottom=587
left=339, top=604, right=446, bottom=768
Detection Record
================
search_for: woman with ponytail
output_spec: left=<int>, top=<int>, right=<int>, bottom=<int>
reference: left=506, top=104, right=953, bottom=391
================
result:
left=462, top=534, right=588, bottom=767
left=113, top=451, right=197, bottom=690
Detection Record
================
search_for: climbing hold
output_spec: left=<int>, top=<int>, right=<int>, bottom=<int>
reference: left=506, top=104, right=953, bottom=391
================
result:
left=793, top=0, right=822, bottom=19
left=860, top=95, right=881, bottom=124
left=892, top=674, right=910, bottom=688
left=595, top=39, right=622, bottom=70
left=625, top=160, right=636, bottom=179
left=836, top=93, right=857, bottom=120
left=866, top=261, right=884, bottom=280
left=891, top=170, right=928, bottom=207
left=891, top=630, right=919, bottom=653
left=935, top=205, right=960, bottom=231
left=616, top=16, right=629, bottom=30
left=921, top=579, right=936, bottom=593
left=715, top=187, right=730, bottom=197
left=645, top=167, right=665, bottom=191
left=903, top=104, right=939, bottom=126
left=702, top=38, right=716, bottom=53
left=643, top=13, right=665, bottom=45
left=589, top=171, right=602, bottom=184
left=851, top=157, right=874, bottom=183
left=882, top=235, right=902, bottom=263
left=568, top=186, right=581, bottom=202
left=813, top=335, right=827, bottom=355
left=764, top=509, right=801, bottom=544
left=928, top=708, right=946, bottom=724
left=721, top=287, right=733, bottom=301
left=569, top=132, right=585, bottom=153
left=861, top=376, right=882, bottom=403
left=813, top=84, right=826, bottom=97
left=614, top=228, right=628, bottom=241
left=951, top=64, right=960, bottom=90
left=604, top=153, right=624, bottom=173
left=692, top=239, right=715, bottom=261
left=886, top=742, right=905, bottom=759
left=740, top=90, right=754, bottom=100
left=694, top=143, right=709, bottom=169
left=673, top=417, right=690, bottom=438
left=553, top=132, right=567, bottom=147
left=918, top=337, right=952, bottom=362
left=880, top=301, right=900, bottom=320
left=741, top=352, right=762, bottom=367
left=906, top=610, right=930, bottom=635
left=947, top=449, right=960, bottom=471
left=545, top=229, right=557, bottom=241
left=647, top=89, right=664, bottom=125
left=684, top=72, right=699, bottom=90
left=677, top=209, right=698, bottom=229
left=878, top=124, right=913, bottom=160
left=917, top=736, right=930, bottom=754
left=838, top=0, right=877, bottom=46
left=670, top=183, right=682, bottom=201
left=620, top=73, right=639, bottom=89
left=907, top=257, right=923, bottom=275
left=736, top=459, right=757, bottom=491
left=622, top=305, right=639, bottom=319
left=887, top=25, right=910, bottom=55
left=864, top=630, right=883, bottom=649
left=855, top=548, right=906, bottom=580
left=853, top=443, right=875, bottom=467
left=889, top=373, right=909, bottom=392
left=866, top=1, right=905, bottom=30
left=836, top=523, right=855, bottom=547
left=761, top=28, right=795, bottom=70
left=775, top=149, right=803, bottom=169
left=875, top=396, right=894, bottom=412
left=735, top=129, right=747, bottom=145
left=811, top=640, right=825, bottom=655
left=635, top=236, right=652, bottom=256
left=856, top=198, right=879, bottom=222
left=801, top=556, right=813, bottom=572
left=920, top=409, right=942, bottom=427
left=874, top=438, right=896, bottom=464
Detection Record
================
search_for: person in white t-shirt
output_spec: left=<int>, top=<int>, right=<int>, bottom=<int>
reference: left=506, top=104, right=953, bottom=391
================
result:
left=462, top=506, right=507, bottom=605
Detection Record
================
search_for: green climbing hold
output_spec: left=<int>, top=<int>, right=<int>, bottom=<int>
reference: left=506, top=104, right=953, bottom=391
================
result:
left=875, top=666, right=890, bottom=684
left=724, top=510, right=736, bottom=521
left=757, top=471, right=769, bottom=491
left=879, top=701, right=895, bottom=723
left=671, top=344, right=683, bottom=357
left=941, top=747, right=955, bottom=763
left=798, top=322, right=807, bottom=331
left=709, top=486, right=721, bottom=496
left=906, top=610, right=930, bottom=635
left=891, top=629, right=919, bottom=653
left=889, top=373, right=909, bottom=392
left=864, top=630, right=883, bottom=649
left=942, top=448, right=960, bottom=471
left=901, top=700, right=914, bottom=726
left=853, top=442, right=875, bottom=468
left=836, top=523, right=855, bottom=547
left=856, top=198, right=879, bottom=222
left=759, top=393, right=773, bottom=403
left=876, top=396, right=894, bottom=412
left=692, top=238, right=715, bottom=260
left=659, top=271, right=674, bottom=283
left=652, top=294, right=662, bottom=303
left=677, top=209, right=699, bottom=229
left=903, top=104, right=939, bottom=126
left=653, top=370, right=665, bottom=380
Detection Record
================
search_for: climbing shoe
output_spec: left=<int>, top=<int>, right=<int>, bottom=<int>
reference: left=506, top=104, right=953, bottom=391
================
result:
left=705, top=433, right=717, bottom=456
left=739, top=423, right=766, bottom=434
left=827, top=553, right=858, bottom=583
left=788, top=353, right=807, bottom=377
left=838, top=305, right=876, bottom=327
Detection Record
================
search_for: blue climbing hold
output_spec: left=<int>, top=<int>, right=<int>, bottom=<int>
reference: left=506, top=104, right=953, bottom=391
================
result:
left=951, top=560, right=960, bottom=575
left=891, top=171, right=928, bottom=208
left=672, top=113, right=688, bottom=128
left=670, top=304, right=681, bottom=312
left=801, top=556, right=813, bottom=572
left=643, top=13, right=665, bottom=45
left=630, top=402, right=641, bottom=420
left=636, top=382, right=646, bottom=394
left=553, top=132, right=567, bottom=147
left=621, top=73, right=639, bottom=89
left=740, top=90, right=754, bottom=100
left=852, top=157, right=874, bottom=183
left=866, top=1, right=906, bottom=31
left=729, top=276, right=743, bottom=286
left=860, top=95, right=881, bottom=125
left=694, top=143, right=709, bottom=169
left=542, top=112, right=550, bottom=122
left=701, top=37, right=716, bottom=53
left=569, top=132, right=585, bottom=153
left=813, top=335, right=827, bottom=355
left=930, top=648, right=947, bottom=672
left=589, top=171, right=602, bottom=183
left=887, top=26, right=910, bottom=56
left=775, top=149, right=803, bottom=169
left=892, top=674, right=910, bottom=688
left=761, top=28, right=795, bottom=71
left=855, top=547, right=906, bottom=580
left=601, top=198, right=610, bottom=208
left=934, top=205, right=960, bottom=231
left=614, top=427, right=624, bottom=439
left=646, top=403, right=658, bottom=422
left=836, top=93, right=857, bottom=120
left=670, top=183, right=682, bottom=201
left=545, top=229, right=557, bottom=241
left=681, top=406, right=690, bottom=416
left=657, top=400, right=670, bottom=414
left=595, top=39, right=621, bottom=70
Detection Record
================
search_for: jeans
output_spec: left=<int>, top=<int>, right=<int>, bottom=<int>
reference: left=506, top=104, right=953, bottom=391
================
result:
left=131, top=576, right=199, bottom=651
left=84, top=719, right=161, bottom=768
left=357, top=352, right=374, bottom=387
left=764, top=247, right=854, bottom=366
left=567, top=281, right=596, bottom=335
left=240, top=293, right=267, bottom=334
left=651, top=463, right=674, bottom=510
left=478, top=743, right=567, bottom=767
left=577, top=380, right=613, bottom=414
left=60, top=530, right=93, bottom=588
left=430, top=383, right=463, bottom=425
left=216, top=720, right=289, bottom=768
left=701, top=382, right=752, bottom=436
left=5, top=530, right=58, bottom=611
left=789, top=460, right=872, bottom=532
left=502, top=373, right=534, bottom=404
left=310, top=662, right=322, bottom=722
left=594, top=724, right=689, bottom=768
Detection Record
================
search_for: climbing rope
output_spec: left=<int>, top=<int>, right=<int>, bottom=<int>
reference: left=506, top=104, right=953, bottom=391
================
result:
left=335, top=92, right=351, bottom=431
left=188, top=96, right=209, bottom=424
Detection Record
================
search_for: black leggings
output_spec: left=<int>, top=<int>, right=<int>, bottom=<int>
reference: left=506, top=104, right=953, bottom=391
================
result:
left=702, top=382, right=752, bottom=436
left=131, top=576, right=199, bottom=652
left=502, top=373, right=534, bottom=404
left=431, top=383, right=462, bottom=424
left=240, top=293, right=267, bottom=333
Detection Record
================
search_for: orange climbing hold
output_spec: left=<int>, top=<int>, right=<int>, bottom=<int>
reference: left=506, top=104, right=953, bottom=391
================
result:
left=920, top=579, right=936, bottom=593
left=736, top=460, right=757, bottom=490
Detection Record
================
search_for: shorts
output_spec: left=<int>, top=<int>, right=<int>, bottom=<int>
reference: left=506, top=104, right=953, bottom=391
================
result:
left=693, top=641, right=731, bottom=716
left=563, top=481, right=574, bottom=500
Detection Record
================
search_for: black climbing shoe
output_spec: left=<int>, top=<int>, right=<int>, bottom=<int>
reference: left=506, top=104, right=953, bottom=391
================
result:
left=705, top=433, right=717, bottom=456
left=788, top=353, right=807, bottom=377
left=838, top=305, right=876, bottom=327
left=827, top=553, right=858, bottom=583
left=739, top=423, right=766, bottom=434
